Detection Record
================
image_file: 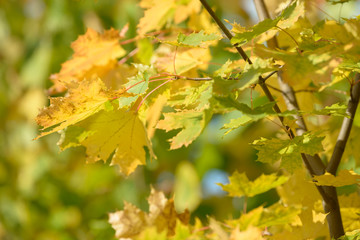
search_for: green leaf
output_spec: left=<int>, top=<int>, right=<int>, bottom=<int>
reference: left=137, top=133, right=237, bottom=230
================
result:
left=311, top=103, right=349, bottom=117
left=156, top=110, right=210, bottom=149
left=125, top=64, right=156, bottom=94
left=168, top=81, right=213, bottom=111
left=231, top=0, right=304, bottom=46
left=213, top=58, right=276, bottom=94
left=176, top=30, right=222, bottom=47
left=220, top=98, right=296, bottom=133
left=251, top=132, right=325, bottom=172
left=219, top=171, right=289, bottom=198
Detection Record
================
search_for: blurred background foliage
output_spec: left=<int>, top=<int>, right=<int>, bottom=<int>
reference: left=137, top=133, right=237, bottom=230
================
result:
left=1, top=0, right=360, bottom=239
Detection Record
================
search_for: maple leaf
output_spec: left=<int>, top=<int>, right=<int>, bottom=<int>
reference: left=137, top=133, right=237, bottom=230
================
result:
left=313, top=170, right=360, bottom=187
left=254, top=45, right=340, bottom=88
left=231, top=0, right=304, bottom=46
left=174, top=0, right=201, bottom=24
left=213, top=58, right=276, bottom=95
left=154, top=45, right=211, bottom=74
left=227, top=204, right=301, bottom=230
left=338, top=193, right=360, bottom=232
left=162, top=30, right=222, bottom=47
left=168, top=81, right=213, bottom=111
left=36, top=78, right=127, bottom=139
left=220, top=98, right=296, bottom=134
left=251, top=133, right=325, bottom=172
left=59, top=108, right=154, bottom=176
left=137, top=0, right=175, bottom=35
left=156, top=110, right=210, bottom=149
left=50, top=28, right=126, bottom=93
left=219, top=171, right=289, bottom=198
left=311, top=103, right=349, bottom=118
left=108, top=202, right=147, bottom=238
left=109, top=187, right=189, bottom=239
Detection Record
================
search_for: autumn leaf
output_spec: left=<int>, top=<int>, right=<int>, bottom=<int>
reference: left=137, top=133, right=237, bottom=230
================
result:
left=219, top=171, right=289, bottom=198
left=59, top=108, right=154, bottom=176
left=227, top=204, right=301, bottom=230
left=155, top=46, right=211, bottom=75
left=36, top=78, right=127, bottom=139
left=138, top=0, right=201, bottom=35
left=251, top=133, right=325, bottom=172
left=313, top=170, right=360, bottom=187
left=50, top=28, right=126, bottom=93
left=109, top=187, right=189, bottom=239
left=157, top=110, right=210, bottom=149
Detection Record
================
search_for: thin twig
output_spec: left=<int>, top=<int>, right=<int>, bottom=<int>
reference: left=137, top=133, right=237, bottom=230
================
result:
left=199, top=0, right=252, bottom=64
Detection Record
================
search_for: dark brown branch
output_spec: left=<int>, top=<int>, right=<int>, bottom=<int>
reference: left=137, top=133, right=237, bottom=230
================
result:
left=327, top=75, right=360, bottom=174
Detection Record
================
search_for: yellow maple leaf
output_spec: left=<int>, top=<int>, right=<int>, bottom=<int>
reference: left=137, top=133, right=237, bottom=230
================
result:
left=174, top=0, right=201, bottom=24
left=36, top=78, right=126, bottom=139
left=155, top=45, right=211, bottom=75
left=49, top=28, right=126, bottom=93
left=313, top=170, right=360, bottom=187
left=108, top=202, right=147, bottom=238
left=109, top=187, right=189, bottom=239
left=137, top=0, right=175, bottom=36
left=76, top=109, right=154, bottom=176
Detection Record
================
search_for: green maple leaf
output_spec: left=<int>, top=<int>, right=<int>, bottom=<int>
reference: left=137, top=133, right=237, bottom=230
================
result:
left=59, top=108, right=155, bottom=176
left=251, top=132, right=325, bottom=172
left=156, top=110, right=211, bottom=149
left=220, top=98, right=296, bottom=133
left=311, top=103, right=349, bottom=118
left=213, top=57, right=276, bottom=95
left=219, top=171, right=289, bottom=198
left=231, top=0, right=304, bottom=46
left=176, top=30, right=222, bottom=47
left=168, top=81, right=213, bottom=111
left=159, top=30, right=222, bottom=47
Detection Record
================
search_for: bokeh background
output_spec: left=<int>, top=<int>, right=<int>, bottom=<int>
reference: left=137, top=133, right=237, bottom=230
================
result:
left=1, top=0, right=360, bottom=239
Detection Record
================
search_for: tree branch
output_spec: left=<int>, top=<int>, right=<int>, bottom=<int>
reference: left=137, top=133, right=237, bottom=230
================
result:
left=327, top=75, right=360, bottom=174
left=199, top=0, right=251, bottom=64
left=199, top=0, right=296, bottom=138
left=253, top=0, right=346, bottom=238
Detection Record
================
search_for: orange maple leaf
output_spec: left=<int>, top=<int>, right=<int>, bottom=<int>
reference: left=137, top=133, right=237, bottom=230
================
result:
left=49, top=28, right=126, bottom=94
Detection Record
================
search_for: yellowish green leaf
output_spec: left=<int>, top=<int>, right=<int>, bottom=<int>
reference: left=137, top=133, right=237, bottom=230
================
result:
left=313, top=170, right=360, bottom=187
left=219, top=171, right=289, bottom=198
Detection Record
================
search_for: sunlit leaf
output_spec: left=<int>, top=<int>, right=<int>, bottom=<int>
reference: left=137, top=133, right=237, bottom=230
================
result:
left=36, top=78, right=128, bottom=139
left=219, top=171, right=289, bottom=197
left=251, top=133, right=325, bottom=172
left=50, top=28, right=126, bottom=93
left=313, top=170, right=360, bottom=187
left=59, top=108, right=154, bottom=176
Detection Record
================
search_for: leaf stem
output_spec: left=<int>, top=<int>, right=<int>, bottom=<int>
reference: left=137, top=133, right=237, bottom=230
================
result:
left=136, top=79, right=173, bottom=111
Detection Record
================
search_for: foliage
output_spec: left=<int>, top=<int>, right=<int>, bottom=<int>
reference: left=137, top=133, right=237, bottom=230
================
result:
left=2, top=0, right=360, bottom=239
